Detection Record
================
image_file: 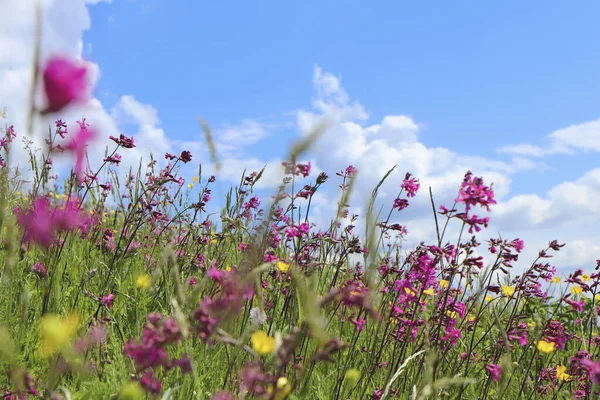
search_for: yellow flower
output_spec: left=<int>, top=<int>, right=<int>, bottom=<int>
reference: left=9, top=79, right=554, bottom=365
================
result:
left=595, top=294, right=600, bottom=302
left=485, top=295, right=494, bottom=302
left=571, top=286, right=583, bottom=295
left=404, top=288, right=416, bottom=297
left=136, top=273, right=152, bottom=289
left=268, top=377, right=292, bottom=400
left=39, top=313, right=79, bottom=357
left=277, top=261, right=289, bottom=272
left=439, top=280, right=449, bottom=288
left=251, top=330, right=275, bottom=355
left=192, top=176, right=199, bottom=183
left=16, top=191, right=21, bottom=196
left=502, top=286, right=515, bottom=297
left=550, top=276, right=560, bottom=284
left=446, top=311, right=458, bottom=319
left=582, top=274, right=591, bottom=282
left=62, top=194, right=68, bottom=199
left=423, top=288, right=435, bottom=296
left=55, top=194, right=61, bottom=200
left=187, top=183, right=194, bottom=189
left=467, top=314, right=476, bottom=322
left=536, top=340, right=555, bottom=354
left=556, top=365, right=572, bottom=382
left=210, top=239, right=218, bottom=244
left=527, top=321, right=536, bottom=329
left=225, top=265, right=232, bottom=272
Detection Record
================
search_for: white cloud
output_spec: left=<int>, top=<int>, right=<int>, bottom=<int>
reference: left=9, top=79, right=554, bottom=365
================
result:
left=498, top=118, right=600, bottom=157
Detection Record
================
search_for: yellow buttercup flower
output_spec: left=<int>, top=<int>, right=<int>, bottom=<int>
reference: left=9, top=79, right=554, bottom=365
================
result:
left=595, top=294, right=600, bottom=302
left=187, top=183, right=194, bottom=189
left=485, top=295, right=494, bottom=302
left=582, top=274, right=591, bottom=282
left=268, top=377, right=292, bottom=400
left=423, top=288, right=435, bottom=296
left=502, top=286, right=515, bottom=297
left=446, top=311, right=458, bottom=319
left=251, top=330, right=275, bottom=355
left=136, top=273, right=152, bottom=289
left=556, top=365, right=572, bottom=382
left=277, top=261, right=289, bottom=272
left=550, top=276, right=560, bottom=284
left=192, top=176, right=199, bottom=183
left=404, top=288, right=416, bottom=297
left=210, top=239, right=218, bottom=244
left=439, top=280, right=449, bottom=288
left=39, top=313, right=80, bottom=357
left=571, top=286, right=583, bottom=295
left=55, top=194, right=61, bottom=200
left=225, top=265, right=232, bottom=272
left=536, top=340, right=555, bottom=354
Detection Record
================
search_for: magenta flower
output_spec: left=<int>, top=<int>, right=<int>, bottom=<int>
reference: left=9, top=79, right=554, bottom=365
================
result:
left=455, top=171, right=496, bottom=214
left=485, top=363, right=501, bottom=382
left=17, top=198, right=55, bottom=247
left=42, top=55, right=89, bottom=114
left=31, top=262, right=48, bottom=278
left=63, top=120, right=96, bottom=179
left=401, top=173, right=420, bottom=197
left=101, top=294, right=115, bottom=309
left=581, top=358, right=600, bottom=384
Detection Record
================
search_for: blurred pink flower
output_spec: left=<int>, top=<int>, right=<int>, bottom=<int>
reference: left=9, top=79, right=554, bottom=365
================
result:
left=42, top=55, right=89, bottom=114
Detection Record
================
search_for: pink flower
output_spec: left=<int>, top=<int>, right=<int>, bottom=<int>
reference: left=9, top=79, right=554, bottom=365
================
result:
left=485, top=363, right=501, bottom=382
left=401, top=173, right=420, bottom=197
left=42, top=55, right=89, bottom=113
left=17, top=198, right=55, bottom=247
left=31, top=262, right=48, bottom=278
left=101, top=294, right=115, bottom=309
left=63, top=120, right=96, bottom=179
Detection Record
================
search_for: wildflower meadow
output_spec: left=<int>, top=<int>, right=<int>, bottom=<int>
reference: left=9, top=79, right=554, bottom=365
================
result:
left=2, top=12, right=600, bottom=400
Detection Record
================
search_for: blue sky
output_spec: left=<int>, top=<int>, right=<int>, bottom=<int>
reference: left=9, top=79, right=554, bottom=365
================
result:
left=84, top=0, right=600, bottom=195
left=2, top=0, right=600, bottom=272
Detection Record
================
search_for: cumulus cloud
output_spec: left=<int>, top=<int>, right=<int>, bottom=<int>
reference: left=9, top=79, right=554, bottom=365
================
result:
left=497, top=118, right=600, bottom=157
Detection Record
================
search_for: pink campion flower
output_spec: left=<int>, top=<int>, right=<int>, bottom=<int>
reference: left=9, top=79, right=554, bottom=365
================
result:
left=109, top=133, right=135, bottom=149
left=345, top=165, right=357, bottom=177
left=348, top=315, right=366, bottom=331
left=455, top=171, right=497, bottom=214
left=179, top=150, right=192, bottom=163
left=31, top=262, right=48, bottom=278
left=297, top=222, right=310, bottom=236
left=63, top=120, right=96, bottom=179
left=393, top=198, right=409, bottom=211
left=296, top=161, right=311, bottom=178
left=285, top=227, right=299, bottom=238
left=458, top=213, right=489, bottom=234
left=104, top=154, right=121, bottom=165
left=401, top=173, right=420, bottom=197
left=17, top=198, right=55, bottom=247
left=42, top=55, right=89, bottom=114
left=581, top=359, right=600, bottom=384
left=510, top=238, right=525, bottom=253
left=101, top=294, right=115, bottom=309
left=485, top=363, right=501, bottom=382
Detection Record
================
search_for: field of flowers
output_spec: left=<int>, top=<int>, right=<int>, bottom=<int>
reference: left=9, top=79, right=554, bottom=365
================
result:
left=1, top=51, right=600, bottom=399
